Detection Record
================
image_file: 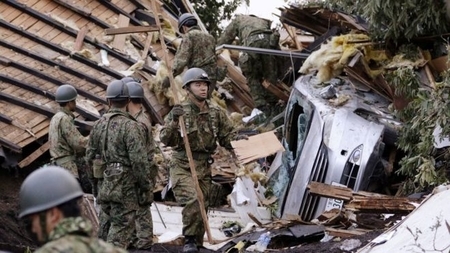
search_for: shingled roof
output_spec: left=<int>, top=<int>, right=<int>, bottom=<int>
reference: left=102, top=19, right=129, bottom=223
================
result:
left=0, top=0, right=183, bottom=167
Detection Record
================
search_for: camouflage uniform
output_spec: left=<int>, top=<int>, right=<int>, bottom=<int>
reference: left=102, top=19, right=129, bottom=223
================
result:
left=35, top=217, right=127, bottom=253
left=131, top=109, right=157, bottom=249
left=217, top=15, right=280, bottom=109
left=173, top=26, right=218, bottom=86
left=86, top=108, right=150, bottom=249
left=160, top=99, right=236, bottom=246
left=49, top=107, right=88, bottom=178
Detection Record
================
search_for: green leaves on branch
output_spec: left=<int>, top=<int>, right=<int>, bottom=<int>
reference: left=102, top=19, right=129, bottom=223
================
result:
left=192, top=0, right=246, bottom=38
left=389, top=64, right=450, bottom=194
left=320, top=0, right=450, bottom=42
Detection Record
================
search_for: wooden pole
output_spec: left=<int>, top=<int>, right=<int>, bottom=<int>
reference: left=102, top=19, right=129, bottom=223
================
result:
left=149, top=0, right=214, bottom=244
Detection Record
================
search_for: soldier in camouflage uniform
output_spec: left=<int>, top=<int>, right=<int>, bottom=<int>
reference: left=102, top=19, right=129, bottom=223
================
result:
left=217, top=14, right=281, bottom=116
left=163, top=13, right=218, bottom=92
left=160, top=68, right=238, bottom=253
left=125, top=79, right=157, bottom=250
left=86, top=80, right=152, bottom=249
left=18, top=165, right=126, bottom=253
left=49, top=84, right=88, bottom=180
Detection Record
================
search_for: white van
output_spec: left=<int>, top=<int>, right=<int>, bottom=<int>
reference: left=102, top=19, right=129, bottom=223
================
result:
left=273, top=74, right=399, bottom=221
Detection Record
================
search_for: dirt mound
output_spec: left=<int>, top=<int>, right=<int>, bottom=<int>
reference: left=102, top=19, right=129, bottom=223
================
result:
left=0, top=170, right=37, bottom=252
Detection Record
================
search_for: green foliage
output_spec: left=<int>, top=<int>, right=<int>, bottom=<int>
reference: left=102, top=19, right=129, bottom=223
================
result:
left=162, top=0, right=248, bottom=37
left=388, top=64, right=450, bottom=194
left=320, top=0, right=450, bottom=42
left=192, top=0, right=248, bottom=37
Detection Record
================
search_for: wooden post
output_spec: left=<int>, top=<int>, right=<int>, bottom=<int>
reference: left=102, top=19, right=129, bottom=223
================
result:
left=149, top=0, right=215, bottom=244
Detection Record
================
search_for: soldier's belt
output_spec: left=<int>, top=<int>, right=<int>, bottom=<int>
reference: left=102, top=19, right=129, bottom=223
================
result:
left=51, top=155, right=75, bottom=165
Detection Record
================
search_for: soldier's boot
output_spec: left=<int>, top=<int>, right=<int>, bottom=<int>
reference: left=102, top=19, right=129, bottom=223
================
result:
left=183, top=236, right=198, bottom=253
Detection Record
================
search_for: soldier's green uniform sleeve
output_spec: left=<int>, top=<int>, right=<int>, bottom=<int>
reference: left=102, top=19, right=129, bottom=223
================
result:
left=172, top=35, right=193, bottom=77
left=125, top=121, right=151, bottom=188
left=85, top=121, right=101, bottom=178
left=217, top=18, right=239, bottom=46
left=217, top=109, right=236, bottom=150
left=60, top=116, right=88, bottom=153
left=160, top=111, right=182, bottom=147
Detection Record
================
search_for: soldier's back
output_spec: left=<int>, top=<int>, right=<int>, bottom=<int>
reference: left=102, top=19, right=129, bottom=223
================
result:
left=35, top=235, right=127, bottom=253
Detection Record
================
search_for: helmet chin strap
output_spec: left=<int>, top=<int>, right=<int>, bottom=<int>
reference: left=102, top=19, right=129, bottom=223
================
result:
left=38, top=212, right=49, bottom=244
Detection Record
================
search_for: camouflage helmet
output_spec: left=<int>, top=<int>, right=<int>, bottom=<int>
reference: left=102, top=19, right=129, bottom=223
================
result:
left=19, top=165, right=83, bottom=218
left=178, top=13, right=197, bottom=33
left=106, top=80, right=129, bottom=100
left=182, top=67, right=210, bottom=88
left=125, top=81, right=144, bottom=98
left=55, top=84, right=77, bottom=103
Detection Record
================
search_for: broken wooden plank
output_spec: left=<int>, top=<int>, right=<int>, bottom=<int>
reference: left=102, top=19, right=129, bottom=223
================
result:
left=105, top=26, right=159, bottom=35
left=262, top=80, right=290, bottom=102
left=231, top=131, right=284, bottom=164
left=73, top=26, right=88, bottom=51
left=80, top=194, right=99, bottom=236
left=308, top=181, right=353, bottom=201
left=325, top=227, right=369, bottom=238
left=345, top=196, right=417, bottom=213
left=0, top=55, right=11, bottom=66
left=112, top=14, right=130, bottom=51
left=141, top=32, right=154, bottom=60
left=0, top=137, right=22, bottom=153
left=18, top=141, right=50, bottom=168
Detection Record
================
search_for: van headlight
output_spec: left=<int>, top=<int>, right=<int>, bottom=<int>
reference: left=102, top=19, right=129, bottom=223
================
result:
left=351, top=145, right=363, bottom=163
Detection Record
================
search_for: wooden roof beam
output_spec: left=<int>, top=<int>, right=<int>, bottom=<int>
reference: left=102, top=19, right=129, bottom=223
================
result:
left=52, top=0, right=158, bottom=61
left=3, top=0, right=157, bottom=75
left=0, top=74, right=100, bottom=121
left=2, top=59, right=106, bottom=105
left=0, top=91, right=92, bottom=129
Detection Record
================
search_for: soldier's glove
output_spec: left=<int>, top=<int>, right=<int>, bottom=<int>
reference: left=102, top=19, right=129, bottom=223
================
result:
left=138, top=182, right=153, bottom=206
left=234, top=134, right=249, bottom=141
left=162, top=76, right=170, bottom=89
left=172, top=104, right=185, bottom=121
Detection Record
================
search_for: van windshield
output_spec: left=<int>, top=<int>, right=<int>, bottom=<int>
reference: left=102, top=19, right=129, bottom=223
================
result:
left=285, top=94, right=313, bottom=160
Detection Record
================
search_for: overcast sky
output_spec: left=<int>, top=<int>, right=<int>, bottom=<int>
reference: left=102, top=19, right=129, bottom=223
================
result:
left=235, top=0, right=287, bottom=21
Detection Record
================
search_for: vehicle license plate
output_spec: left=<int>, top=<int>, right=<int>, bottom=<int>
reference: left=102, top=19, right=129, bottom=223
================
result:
left=324, top=182, right=345, bottom=211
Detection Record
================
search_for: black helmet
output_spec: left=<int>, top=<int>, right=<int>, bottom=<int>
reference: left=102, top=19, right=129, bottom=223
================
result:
left=125, top=81, right=144, bottom=98
left=106, top=80, right=129, bottom=100
left=55, top=84, right=77, bottom=102
left=19, top=165, right=83, bottom=218
left=182, top=68, right=210, bottom=88
left=121, top=76, right=140, bottom=84
left=178, top=13, right=197, bottom=33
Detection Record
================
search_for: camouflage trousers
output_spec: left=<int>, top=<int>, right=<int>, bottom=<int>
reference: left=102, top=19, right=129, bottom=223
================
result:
left=239, top=39, right=279, bottom=108
left=97, top=169, right=139, bottom=249
left=132, top=203, right=153, bottom=249
left=100, top=203, right=136, bottom=249
left=170, top=157, right=211, bottom=246
left=97, top=184, right=154, bottom=250
left=58, top=158, right=91, bottom=193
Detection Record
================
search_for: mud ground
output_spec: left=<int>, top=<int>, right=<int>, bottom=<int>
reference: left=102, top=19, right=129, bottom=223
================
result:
left=0, top=168, right=383, bottom=253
